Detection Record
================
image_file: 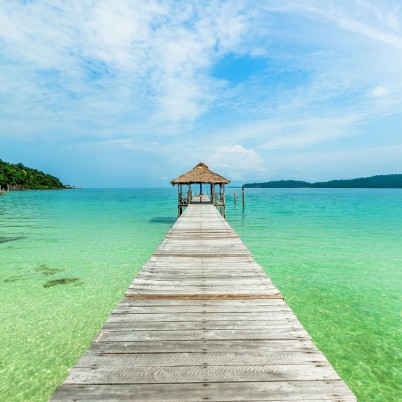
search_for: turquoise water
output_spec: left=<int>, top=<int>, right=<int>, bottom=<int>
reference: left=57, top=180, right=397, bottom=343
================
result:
left=0, top=188, right=401, bottom=401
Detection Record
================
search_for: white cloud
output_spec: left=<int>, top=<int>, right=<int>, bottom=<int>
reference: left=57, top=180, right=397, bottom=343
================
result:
left=370, top=86, right=388, bottom=97
left=257, top=116, right=361, bottom=150
left=207, top=145, right=264, bottom=181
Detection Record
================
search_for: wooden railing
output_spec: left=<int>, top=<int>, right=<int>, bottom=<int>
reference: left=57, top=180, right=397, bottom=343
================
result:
left=213, top=193, right=225, bottom=206
left=179, top=194, right=188, bottom=205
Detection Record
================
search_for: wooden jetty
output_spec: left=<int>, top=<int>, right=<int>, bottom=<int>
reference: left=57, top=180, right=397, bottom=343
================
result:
left=51, top=196, right=356, bottom=400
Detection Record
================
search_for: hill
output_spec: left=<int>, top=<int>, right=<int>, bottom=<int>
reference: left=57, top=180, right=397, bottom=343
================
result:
left=0, top=160, right=69, bottom=190
left=243, top=174, right=402, bottom=189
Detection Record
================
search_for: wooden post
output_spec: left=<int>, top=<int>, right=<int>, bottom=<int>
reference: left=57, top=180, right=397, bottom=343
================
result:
left=234, top=190, right=236, bottom=204
left=242, top=186, right=245, bottom=207
left=223, top=184, right=226, bottom=219
left=178, top=184, right=182, bottom=217
left=187, top=185, right=192, bottom=204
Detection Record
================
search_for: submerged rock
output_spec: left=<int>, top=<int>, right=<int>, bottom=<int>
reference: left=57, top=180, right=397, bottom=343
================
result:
left=43, top=278, right=82, bottom=288
left=4, top=275, right=24, bottom=283
left=36, top=264, right=64, bottom=276
left=0, top=236, right=25, bottom=244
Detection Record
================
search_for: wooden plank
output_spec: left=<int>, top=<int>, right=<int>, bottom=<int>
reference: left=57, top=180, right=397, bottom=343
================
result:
left=86, top=339, right=319, bottom=354
left=106, top=312, right=296, bottom=322
left=76, top=351, right=328, bottom=367
left=103, top=319, right=304, bottom=331
left=96, top=328, right=311, bottom=342
left=65, top=363, right=339, bottom=384
left=116, top=298, right=287, bottom=307
left=112, top=304, right=290, bottom=312
left=52, top=381, right=357, bottom=401
left=131, top=279, right=274, bottom=286
left=152, top=253, right=253, bottom=257
left=124, top=293, right=283, bottom=300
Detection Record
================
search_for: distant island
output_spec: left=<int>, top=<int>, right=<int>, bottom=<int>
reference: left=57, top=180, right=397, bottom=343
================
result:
left=243, top=174, right=402, bottom=189
left=0, top=160, right=71, bottom=190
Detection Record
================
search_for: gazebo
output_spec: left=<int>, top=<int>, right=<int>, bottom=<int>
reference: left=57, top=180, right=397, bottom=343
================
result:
left=171, top=162, right=230, bottom=218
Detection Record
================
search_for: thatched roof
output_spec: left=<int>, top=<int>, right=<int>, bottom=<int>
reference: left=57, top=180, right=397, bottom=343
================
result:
left=171, top=162, right=230, bottom=185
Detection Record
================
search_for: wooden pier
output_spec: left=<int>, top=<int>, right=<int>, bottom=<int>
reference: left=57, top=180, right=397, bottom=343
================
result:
left=51, top=201, right=356, bottom=401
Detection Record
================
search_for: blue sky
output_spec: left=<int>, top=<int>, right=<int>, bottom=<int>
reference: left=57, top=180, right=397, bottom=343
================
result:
left=1, top=0, right=402, bottom=187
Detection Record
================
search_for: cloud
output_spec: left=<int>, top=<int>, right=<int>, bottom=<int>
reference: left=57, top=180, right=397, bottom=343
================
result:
left=256, top=115, right=361, bottom=150
left=370, top=86, right=388, bottom=97
left=207, top=145, right=264, bottom=181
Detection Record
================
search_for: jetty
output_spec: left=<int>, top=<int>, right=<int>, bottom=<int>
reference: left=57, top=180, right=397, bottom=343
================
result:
left=51, top=164, right=356, bottom=401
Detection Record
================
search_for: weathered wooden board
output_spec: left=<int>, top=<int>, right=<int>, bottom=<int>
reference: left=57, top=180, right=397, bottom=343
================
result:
left=96, top=328, right=311, bottom=342
left=105, top=312, right=297, bottom=322
left=103, top=319, right=304, bottom=330
left=52, top=382, right=356, bottom=401
left=76, top=351, right=328, bottom=367
left=117, top=298, right=288, bottom=307
left=86, top=339, right=320, bottom=354
left=50, top=202, right=356, bottom=401
left=112, top=304, right=291, bottom=312
left=124, top=293, right=283, bottom=300
left=65, top=363, right=339, bottom=384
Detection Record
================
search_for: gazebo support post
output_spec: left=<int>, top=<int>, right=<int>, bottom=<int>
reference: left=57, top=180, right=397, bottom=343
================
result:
left=187, top=184, right=192, bottom=204
left=222, top=184, right=226, bottom=218
left=178, top=184, right=182, bottom=217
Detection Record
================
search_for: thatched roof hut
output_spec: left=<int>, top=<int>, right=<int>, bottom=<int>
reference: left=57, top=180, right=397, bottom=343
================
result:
left=171, top=162, right=230, bottom=186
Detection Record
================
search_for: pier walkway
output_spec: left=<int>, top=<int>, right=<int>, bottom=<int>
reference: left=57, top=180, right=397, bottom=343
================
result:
left=52, top=202, right=356, bottom=401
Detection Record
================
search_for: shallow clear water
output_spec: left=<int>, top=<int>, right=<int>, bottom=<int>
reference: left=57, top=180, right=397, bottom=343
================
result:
left=0, top=188, right=401, bottom=401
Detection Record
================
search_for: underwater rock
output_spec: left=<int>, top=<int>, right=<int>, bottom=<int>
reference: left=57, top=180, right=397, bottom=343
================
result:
left=0, top=236, right=25, bottom=244
left=43, top=278, right=82, bottom=288
left=36, top=264, right=64, bottom=276
left=4, top=275, right=24, bottom=283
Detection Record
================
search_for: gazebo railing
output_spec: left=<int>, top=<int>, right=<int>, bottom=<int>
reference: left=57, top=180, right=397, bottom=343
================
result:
left=213, top=192, right=225, bottom=206
left=179, top=193, right=189, bottom=205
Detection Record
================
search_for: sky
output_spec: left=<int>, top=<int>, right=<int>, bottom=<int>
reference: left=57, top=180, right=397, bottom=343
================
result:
left=1, top=0, right=402, bottom=187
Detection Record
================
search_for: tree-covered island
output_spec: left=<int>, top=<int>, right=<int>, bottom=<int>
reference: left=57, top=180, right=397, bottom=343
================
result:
left=0, top=160, right=71, bottom=190
left=243, top=174, right=402, bottom=188
left=243, top=174, right=402, bottom=189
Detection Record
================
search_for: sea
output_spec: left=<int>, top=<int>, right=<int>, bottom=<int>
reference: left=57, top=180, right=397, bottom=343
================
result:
left=0, top=188, right=401, bottom=401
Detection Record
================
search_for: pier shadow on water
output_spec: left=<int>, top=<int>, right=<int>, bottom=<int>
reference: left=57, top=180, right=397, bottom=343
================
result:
left=149, top=217, right=176, bottom=225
